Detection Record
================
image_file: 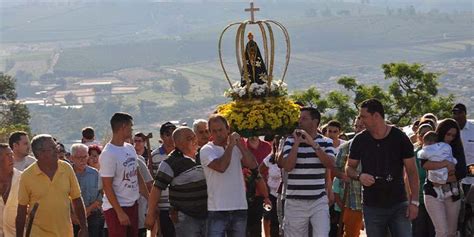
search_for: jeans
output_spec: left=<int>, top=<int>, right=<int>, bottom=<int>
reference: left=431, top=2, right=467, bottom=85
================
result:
left=73, top=211, right=105, bottom=237
left=424, top=194, right=461, bottom=237
left=175, top=211, right=207, bottom=237
left=363, top=201, right=412, bottom=237
left=159, top=210, right=176, bottom=237
left=247, top=196, right=264, bottom=237
left=207, top=210, right=247, bottom=237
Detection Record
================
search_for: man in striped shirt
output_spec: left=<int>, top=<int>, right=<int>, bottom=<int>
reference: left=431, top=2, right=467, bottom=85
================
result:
left=145, top=127, right=208, bottom=237
left=280, top=107, right=336, bottom=237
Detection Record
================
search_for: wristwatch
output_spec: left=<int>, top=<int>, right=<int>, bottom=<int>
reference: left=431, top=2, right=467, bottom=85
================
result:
left=410, top=200, right=420, bottom=207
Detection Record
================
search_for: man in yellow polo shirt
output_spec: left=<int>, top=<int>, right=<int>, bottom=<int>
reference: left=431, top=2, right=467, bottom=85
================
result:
left=15, top=134, right=88, bottom=237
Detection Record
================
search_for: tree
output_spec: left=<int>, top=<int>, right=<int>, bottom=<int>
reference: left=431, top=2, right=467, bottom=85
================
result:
left=0, top=73, right=31, bottom=142
left=171, top=74, right=191, bottom=98
left=290, top=62, right=454, bottom=130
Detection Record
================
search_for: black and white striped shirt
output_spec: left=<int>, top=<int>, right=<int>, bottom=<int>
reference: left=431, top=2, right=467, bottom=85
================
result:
left=283, top=134, right=336, bottom=200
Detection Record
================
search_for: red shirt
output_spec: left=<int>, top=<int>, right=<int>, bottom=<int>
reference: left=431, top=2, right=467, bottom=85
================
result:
left=245, top=139, right=272, bottom=165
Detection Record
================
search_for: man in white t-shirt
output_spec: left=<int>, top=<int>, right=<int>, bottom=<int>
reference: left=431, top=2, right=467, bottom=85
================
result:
left=199, top=115, right=258, bottom=237
left=99, top=112, right=148, bottom=237
left=8, top=131, right=36, bottom=171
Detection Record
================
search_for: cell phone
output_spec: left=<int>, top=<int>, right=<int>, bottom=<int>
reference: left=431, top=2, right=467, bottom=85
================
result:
left=468, top=164, right=474, bottom=177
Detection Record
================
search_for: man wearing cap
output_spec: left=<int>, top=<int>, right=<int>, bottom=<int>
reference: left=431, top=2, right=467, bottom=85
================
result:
left=452, top=104, right=474, bottom=196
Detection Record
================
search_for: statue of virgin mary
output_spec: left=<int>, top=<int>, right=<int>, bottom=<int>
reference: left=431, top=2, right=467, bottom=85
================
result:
left=241, top=32, right=268, bottom=86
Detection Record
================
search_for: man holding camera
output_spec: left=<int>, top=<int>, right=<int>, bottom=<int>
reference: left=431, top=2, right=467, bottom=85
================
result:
left=345, top=99, right=419, bottom=237
left=280, top=107, right=336, bottom=237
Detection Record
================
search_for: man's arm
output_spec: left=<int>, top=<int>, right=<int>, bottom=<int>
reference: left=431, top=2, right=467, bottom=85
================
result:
left=138, top=171, right=149, bottom=200
left=237, top=141, right=257, bottom=169
left=300, top=130, right=335, bottom=170
left=206, top=135, right=237, bottom=173
left=145, top=186, right=162, bottom=229
left=404, top=157, right=419, bottom=202
left=404, top=157, right=419, bottom=221
left=15, top=204, right=27, bottom=237
left=72, top=197, right=88, bottom=235
left=282, top=132, right=302, bottom=172
left=102, top=177, right=130, bottom=226
left=345, top=158, right=375, bottom=187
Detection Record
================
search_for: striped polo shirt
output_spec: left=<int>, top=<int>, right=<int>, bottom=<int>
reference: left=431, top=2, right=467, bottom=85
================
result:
left=153, top=149, right=208, bottom=218
left=282, top=134, right=336, bottom=200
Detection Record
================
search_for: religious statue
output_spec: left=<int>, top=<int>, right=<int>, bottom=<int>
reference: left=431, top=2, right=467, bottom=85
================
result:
left=241, top=32, right=268, bottom=86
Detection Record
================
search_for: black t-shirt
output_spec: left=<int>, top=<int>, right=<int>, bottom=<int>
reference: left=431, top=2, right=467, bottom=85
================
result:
left=350, top=126, right=414, bottom=207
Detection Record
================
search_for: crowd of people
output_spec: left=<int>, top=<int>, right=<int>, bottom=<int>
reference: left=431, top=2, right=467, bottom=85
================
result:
left=0, top=98, right=473, bottom=237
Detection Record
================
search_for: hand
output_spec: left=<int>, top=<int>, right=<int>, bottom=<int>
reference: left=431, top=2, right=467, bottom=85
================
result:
left=341, top=174, right=351, bottom=183
left=71, top=214, right=80, bottom=225
left=298, top=129, right=315, bottom=146
left=117, top=209, right=131, bottom=226
left=263, top=197, right=272, bottom=209
left=144, top=212, right=156, bottom=230
left=406, top=203, right=418, bottom=221
left=228, top=132, right=240, bottom=147
left=446, top=161, right=456, bottom=173
left=77, top=228, right=89, bottom=237
left=85, top=207, right=92, bottom=218
left=327, top=190, right=335, bottom=206
left=359, top=173, right=375, bottom=187
left=169, top=209, right=178, bottom=224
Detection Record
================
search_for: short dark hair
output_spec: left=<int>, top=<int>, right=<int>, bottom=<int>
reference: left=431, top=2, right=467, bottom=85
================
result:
left=360, top=99, right=385, bottom=119
left=110, top=112, right=133, bottom=132
left=327, top=120, right=342, bottom=130
left=88, top=144, right=102, bottom=156
left=8, top=131, right=28, bottom=149
left=423, top=131, right=438, bottom=144
left=160, top=122, right=177, bottom=136
left=134, top=132, right=146, bottom=140
left=300, top=107, right=321, bottom=121
left=82, top=127, right=95, bottom=140
left=208, top=114, right=229, bottom=129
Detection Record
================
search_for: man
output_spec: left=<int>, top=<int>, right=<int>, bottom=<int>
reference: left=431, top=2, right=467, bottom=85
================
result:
left=82, top=127, right=100, bottom=146
left=133, top=133, right=150, bottom=162
left=0, top=144, right=21, bottom=237
left=325, top=120, right=346, bottom=152
left=332, top=117, right=365, bottom=237
left=452, top=103, right=474, bottom=191
left=280, top=107, right=336, bottom=237
left=8, top=132, right=36, bottom=171
left=99, top=112, right=148, bottom=237
left=193, top=119, right=210, bottom=148
left=199, top=115, right=258, bottom=236
left=70, top=144, right=104, bottom=237
left=150, top=122, right=177, bottom=237
left=145, top=127, right=208, bottom=236
left=16, top=134, right=88, bottom=237
left=345, top=99, right=419, bottom=237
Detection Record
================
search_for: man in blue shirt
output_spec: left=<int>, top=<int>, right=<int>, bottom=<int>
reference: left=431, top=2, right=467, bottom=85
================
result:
left=70, top=143, right=104, bottom=237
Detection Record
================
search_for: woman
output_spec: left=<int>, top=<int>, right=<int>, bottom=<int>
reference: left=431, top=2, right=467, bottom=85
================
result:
left=259, top=135, right=282, bottom=237
left=422, top=119, right=467, bottom=237
left=87, top=144, right=102, bottom=170
left=412, top=124, right=436, bottom=237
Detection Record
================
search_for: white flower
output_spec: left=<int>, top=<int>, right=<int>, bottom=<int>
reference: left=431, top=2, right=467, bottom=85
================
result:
left=238, top=88, right=246, bottom=97
left=259, top=73, right=267, bottom=82
left=255, top=61, right=261, bottom=67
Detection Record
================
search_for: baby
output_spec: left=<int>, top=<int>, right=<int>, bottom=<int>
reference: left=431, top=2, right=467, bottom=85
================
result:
left=419, top=131, right=458, bottom=199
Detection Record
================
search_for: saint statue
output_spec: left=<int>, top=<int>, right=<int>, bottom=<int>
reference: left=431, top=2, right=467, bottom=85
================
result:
left=241, top=32, right=268, bottom=86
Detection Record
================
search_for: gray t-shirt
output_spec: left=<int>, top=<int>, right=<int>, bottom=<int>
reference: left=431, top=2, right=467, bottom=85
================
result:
left=14, top=155, right=36, bottom=171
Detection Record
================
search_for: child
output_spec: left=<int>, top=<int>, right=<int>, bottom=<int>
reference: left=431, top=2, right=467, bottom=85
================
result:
left=419, top=131, right=458, bottom=199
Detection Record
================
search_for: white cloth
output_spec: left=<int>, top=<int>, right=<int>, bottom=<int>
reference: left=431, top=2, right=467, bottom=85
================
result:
left=13, top=155, right=36, bottom=171
left=0, top=169, right=21, bottom=237
left=99, top=142, right=139, bottom=211
left=461, top=120, right=474, bottom=185
left=420, top=142, right=457, bottom=184
left=137, top=156, right=153, bottom=229
left=263, top=155, right=281, bottom=197
left=199, top=142, right=247, bottom=211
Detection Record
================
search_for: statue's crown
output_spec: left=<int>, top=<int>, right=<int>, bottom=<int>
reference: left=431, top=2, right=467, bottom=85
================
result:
left=218, top=2, right=291, bottom=97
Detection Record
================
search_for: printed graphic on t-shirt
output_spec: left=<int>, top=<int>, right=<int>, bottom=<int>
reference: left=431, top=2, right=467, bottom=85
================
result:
left=121, top=156, right=138, bottom=190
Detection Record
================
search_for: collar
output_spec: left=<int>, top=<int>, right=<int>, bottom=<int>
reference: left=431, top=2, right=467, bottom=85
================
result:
left=33, top=160, right=66, bottom=176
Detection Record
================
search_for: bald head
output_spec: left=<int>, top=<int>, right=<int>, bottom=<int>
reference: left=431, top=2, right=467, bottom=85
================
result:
left=172, top=127, right=198, bottom=157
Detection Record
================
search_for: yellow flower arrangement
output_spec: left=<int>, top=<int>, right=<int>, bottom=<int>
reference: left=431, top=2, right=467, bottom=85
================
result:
left=217, top=96, right=300, bottom=137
